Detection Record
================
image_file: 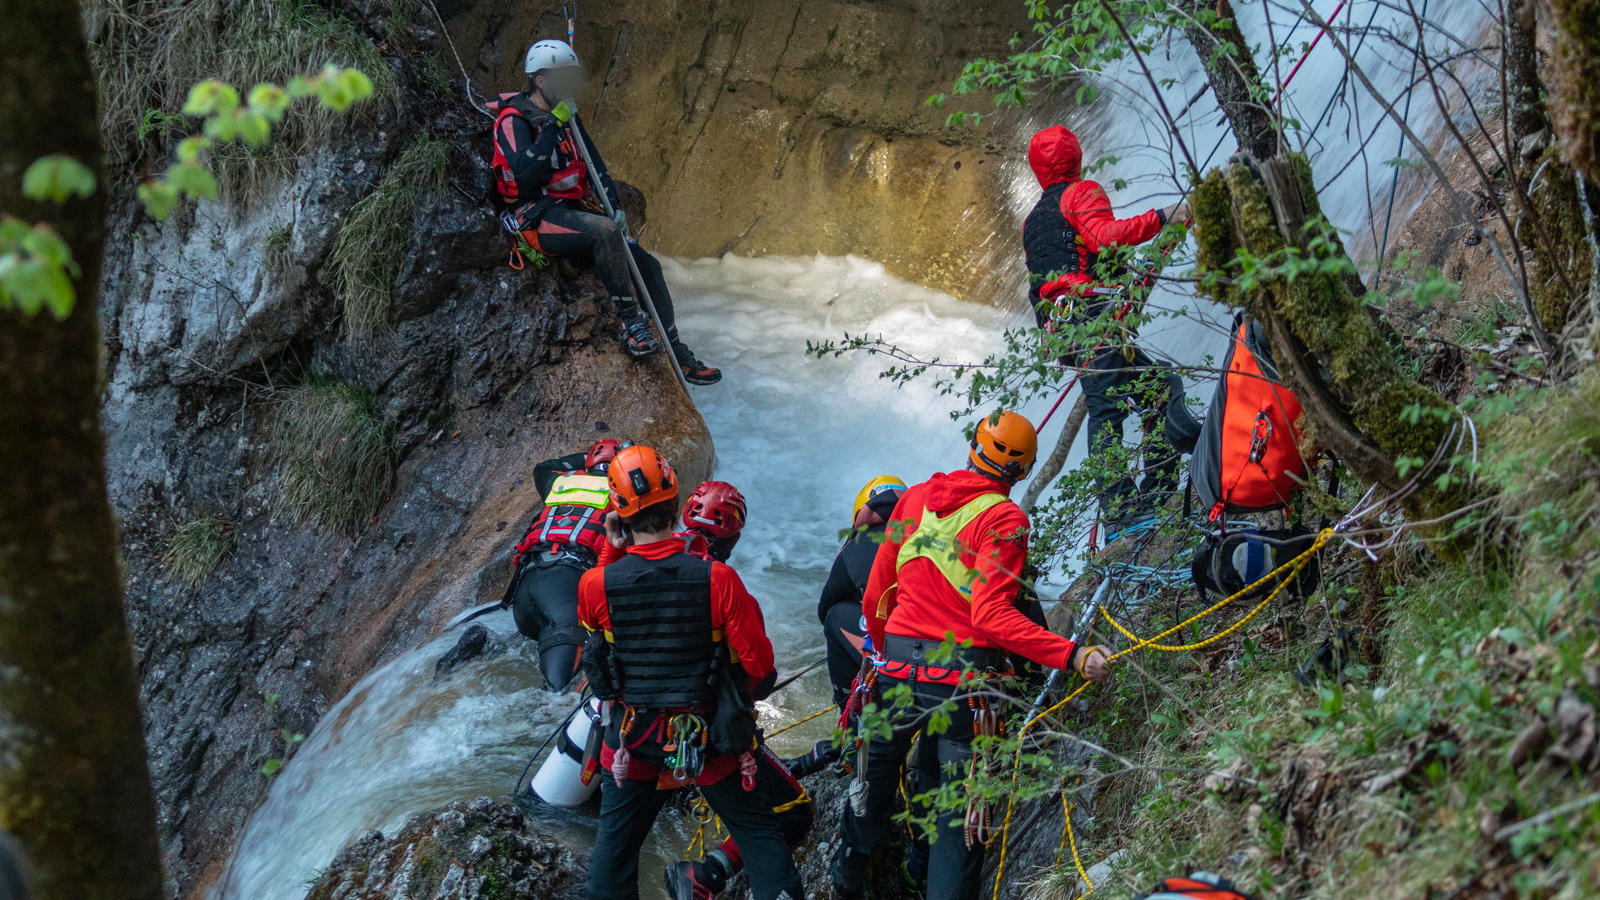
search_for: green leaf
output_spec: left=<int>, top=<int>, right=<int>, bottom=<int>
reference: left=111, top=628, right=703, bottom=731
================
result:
left=166, top=161, right=219, bottom=200
left=238, top=112, right=271, bottom=147
left=137, top=180, right=180, bottom=220
left=260, top=758, right=284, bottom=776
left=248, top=83, right=290, bottom=121
left=183, top=80, right=241, bottom=117
left=177, top=136, right=211, bottom=164
left=21, top=155, right=97, bottom=203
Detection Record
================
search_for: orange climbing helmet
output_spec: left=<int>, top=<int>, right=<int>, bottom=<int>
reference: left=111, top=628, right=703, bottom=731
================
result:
left=969, top=410, right=1038, bottom=481
left=607, top=444, right=679, bottom=518
left=585, top=438, right=627, bottom=472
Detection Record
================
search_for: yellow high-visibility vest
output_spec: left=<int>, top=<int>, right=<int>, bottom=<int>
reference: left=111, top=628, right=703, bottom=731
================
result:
left=545, top=472, right=610, bottom=509
left=895, top=492, right=1011, bottom=600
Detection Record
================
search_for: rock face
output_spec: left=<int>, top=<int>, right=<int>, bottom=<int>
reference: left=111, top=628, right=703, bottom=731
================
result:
left=96, top=11, right=712, bottom=896
left=444, top=0, right=1037, bottom=301
left=304, top=798, right=585, bottom=900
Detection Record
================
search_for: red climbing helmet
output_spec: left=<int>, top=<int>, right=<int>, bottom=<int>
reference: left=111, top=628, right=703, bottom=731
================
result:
left=683, top=481, right=747, bottom=540
left=585, top=438, right=627, bottom=472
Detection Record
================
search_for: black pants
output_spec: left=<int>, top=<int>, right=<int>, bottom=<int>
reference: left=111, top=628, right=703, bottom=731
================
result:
left=1081, top=344, right=1200, bottom=520
left=831, top=676, right=985, bottom=900
left=508, top=555, right=587, bottom=691
left=716, top=741, right=815, bottom=860
left=588, top=763, right=804, bottom=900
left=823, top=601, right=867, bottom=707
left=532, top=205, right=682, bottom=350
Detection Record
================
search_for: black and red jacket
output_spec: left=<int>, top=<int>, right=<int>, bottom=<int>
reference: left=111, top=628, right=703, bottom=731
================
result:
left=1023, top=125, right=1165, bottom=325
left=487, top=92, right=620, bottom=226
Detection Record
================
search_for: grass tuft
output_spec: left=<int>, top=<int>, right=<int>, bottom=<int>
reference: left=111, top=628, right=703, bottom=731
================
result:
left=270, top=379, right=394, bottom=534
left=160, top=513, right=232, bottom=590
left=331, top=136, right=450, bottom=340
left=264, top=224, right=292, bottom=275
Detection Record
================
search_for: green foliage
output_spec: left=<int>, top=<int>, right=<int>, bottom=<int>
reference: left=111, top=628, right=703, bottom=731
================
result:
left=138, top=67, right=375, bottom=219
left=160, top=513, right=232, bottom=590
left=0, top=219, right=78, bottom=319
left=260, top=728, right=306, bottom=777
left=331, top=136, right=450, bottom=339
left=270, top=379, right=395, bottom=534
left=21, top=156, right=97, bottom=204
left=88, top=0, right=398, bottom=179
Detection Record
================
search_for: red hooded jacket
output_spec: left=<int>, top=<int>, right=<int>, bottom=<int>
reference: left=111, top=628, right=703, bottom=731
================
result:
left=1027, top=125, right=1165, bottom=303
left=862, top=470, right=1079, bottom=676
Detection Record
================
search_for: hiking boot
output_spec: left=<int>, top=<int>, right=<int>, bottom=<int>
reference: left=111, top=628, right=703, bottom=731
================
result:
left=783, top=739, right=841, bottom=779
left=673, top=343, right=722, bottom=385
left=664, top=851, right=729, bottom=900
left=900, top=840, right=929, bottom=893
left=618, top=313, right=663, bottom=358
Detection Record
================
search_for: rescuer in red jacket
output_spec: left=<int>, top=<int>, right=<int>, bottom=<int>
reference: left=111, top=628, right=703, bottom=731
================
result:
left=1023, top=125, right=1199, bottom=535
left=828, top=411, right=1114, bottom=900
left=578, top=447, right=802, bottom=900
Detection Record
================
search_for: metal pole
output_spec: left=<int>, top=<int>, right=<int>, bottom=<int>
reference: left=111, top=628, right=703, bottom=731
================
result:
left=1026, top=575, right=1115, bottom=715
left=566, top=111, right=693, bottom=394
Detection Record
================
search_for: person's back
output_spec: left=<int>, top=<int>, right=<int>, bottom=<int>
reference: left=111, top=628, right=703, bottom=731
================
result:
left=578, top=447, right=801, bottom=900
left=507, top=439, right=622, bottom=690
left=832, top=412, right=1113, bottom=900
left=1020, top=125, right=1198, bottom=532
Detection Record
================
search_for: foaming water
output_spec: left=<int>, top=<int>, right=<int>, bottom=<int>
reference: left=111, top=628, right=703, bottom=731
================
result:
left=213, top=254, right=1017, bottom=900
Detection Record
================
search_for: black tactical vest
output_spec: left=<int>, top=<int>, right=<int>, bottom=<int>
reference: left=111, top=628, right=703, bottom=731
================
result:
left=603, top=551, right=719, bottom=710
left=1022, top=181, right=1081, bottom=316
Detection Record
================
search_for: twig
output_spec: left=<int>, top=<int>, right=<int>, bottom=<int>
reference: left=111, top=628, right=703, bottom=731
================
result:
left=1492, top=790, right=1600, bottom=843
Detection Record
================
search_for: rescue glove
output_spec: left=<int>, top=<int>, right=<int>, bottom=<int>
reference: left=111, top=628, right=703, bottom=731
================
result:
left=551, top=99, right=577, bottom=125
left=612, top=208, right=628, bottom=234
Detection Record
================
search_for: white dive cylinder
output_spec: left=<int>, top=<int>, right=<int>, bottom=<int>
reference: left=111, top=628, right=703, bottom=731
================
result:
left=530, top=699, right=604, bottom=806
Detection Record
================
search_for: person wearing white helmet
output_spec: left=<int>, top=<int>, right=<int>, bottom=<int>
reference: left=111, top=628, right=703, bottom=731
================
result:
left=486, top=39, right=722, bottom=385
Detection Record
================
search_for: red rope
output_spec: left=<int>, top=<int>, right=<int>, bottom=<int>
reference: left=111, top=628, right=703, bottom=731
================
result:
left=1270, top=0, right=1349, bottom=107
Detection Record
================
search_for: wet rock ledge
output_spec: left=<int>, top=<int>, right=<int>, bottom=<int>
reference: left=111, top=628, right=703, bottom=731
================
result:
left=305, top=798, right=585, bottom=900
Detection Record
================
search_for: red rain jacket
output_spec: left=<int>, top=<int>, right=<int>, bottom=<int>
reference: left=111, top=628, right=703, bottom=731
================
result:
left=1027, top=125, right=1165, bottom=302
left=862, top=470, right=1078, bottom=676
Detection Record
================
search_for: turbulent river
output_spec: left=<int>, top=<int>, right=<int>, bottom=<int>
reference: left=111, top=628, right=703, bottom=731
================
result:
left=213, top=3, right=1487, bottom=896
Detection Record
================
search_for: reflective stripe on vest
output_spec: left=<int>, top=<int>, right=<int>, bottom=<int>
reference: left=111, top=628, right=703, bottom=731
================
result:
left=545, top=473, right=609, bottom=509
left=895, top=492, right=1011, bottom=599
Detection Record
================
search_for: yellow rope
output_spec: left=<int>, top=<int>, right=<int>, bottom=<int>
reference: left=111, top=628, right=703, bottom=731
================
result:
left=1063, top=798, right=1094, bottom=897
left=767, top=704, right=837, bottom=738
left=988, top=529, right=1332, bottom=899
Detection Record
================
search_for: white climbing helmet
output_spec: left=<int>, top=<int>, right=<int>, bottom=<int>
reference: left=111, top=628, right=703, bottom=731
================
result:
left=524, top=39, right=580, bottom=75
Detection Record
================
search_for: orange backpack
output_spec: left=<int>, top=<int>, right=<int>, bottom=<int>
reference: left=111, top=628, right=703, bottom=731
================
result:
left=1188, top=314, right=1308, bottom=518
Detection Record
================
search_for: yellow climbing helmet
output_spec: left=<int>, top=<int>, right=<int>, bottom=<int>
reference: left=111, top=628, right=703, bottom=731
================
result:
left=852, top=475, right=908, bottom=520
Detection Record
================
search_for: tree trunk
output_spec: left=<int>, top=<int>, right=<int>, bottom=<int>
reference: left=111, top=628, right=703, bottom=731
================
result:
left=1507, top=0, right=1548, bottom=148
left=1544, top=0, right=1600, bottom=185
left=0, top=2, right=167, bottom=898
left=1182, top=0, right=1280, bottom=159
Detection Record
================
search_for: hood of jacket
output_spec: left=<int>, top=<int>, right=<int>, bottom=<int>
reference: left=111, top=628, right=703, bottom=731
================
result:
left=1028, top=125, right=1082, bottom=189
left=924, top=469, right=1014, bottom=514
